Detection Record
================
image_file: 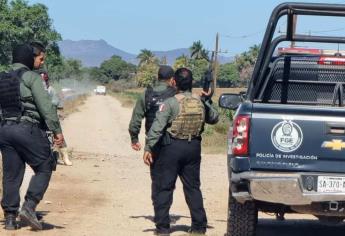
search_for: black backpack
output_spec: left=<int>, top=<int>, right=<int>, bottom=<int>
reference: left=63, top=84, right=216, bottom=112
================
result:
left=0, top=68, right=28, bottom=122
left=144, top=86, right=176, bottom=132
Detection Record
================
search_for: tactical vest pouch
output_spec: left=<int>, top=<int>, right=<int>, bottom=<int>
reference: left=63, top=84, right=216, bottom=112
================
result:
left=0, top=68, right=27, bottom=122
left=169, top=95, right=205, bottom=141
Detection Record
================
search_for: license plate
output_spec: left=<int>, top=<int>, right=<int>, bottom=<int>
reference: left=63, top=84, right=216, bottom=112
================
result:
left=317, top=176, right=345, bottom=193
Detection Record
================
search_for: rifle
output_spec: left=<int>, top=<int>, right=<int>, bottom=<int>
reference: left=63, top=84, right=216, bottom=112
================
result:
left=201, top=51, right=215, bottom=102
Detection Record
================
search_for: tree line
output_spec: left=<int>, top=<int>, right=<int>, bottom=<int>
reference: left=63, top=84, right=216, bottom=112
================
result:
left=0, top=0, right=84, bottom=80
left=0, top=0, right=259, bottom=89
left=91, top=41, right=260, bottom=88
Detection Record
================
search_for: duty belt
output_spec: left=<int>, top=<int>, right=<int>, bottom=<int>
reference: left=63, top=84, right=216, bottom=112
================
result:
left=170, top=135, right=202, bottom=141
left=1, top=119, right=46, bottom=129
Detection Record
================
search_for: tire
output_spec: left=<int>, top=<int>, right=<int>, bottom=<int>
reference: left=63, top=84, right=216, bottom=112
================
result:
left=226, top=192, right=258, bottom=236
left=317, top=216, right=344, bottom=225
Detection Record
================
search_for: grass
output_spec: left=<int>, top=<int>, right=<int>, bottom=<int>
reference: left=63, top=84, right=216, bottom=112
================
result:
left=111, top=91, right=141, bottom=108
left=202, top=123, right=229, bottom=154
left=61, top=94, right=89, bottom=118
left=202, top=107, right=233, bottom=154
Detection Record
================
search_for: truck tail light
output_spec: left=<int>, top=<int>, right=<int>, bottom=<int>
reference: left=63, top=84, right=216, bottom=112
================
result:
left=232, top=115, right=250, bottom=156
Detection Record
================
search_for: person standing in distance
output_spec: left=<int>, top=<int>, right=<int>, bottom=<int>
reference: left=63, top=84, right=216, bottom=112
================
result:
left=40, top=70, right=72, bottom=166
left=0, top=43, right=64, bottom=230
left=128, top=65, right=176, bottom=151
left=143, top=68, right=219, bottom=235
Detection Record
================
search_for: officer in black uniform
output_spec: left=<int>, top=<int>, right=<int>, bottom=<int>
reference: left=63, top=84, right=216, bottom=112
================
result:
left=0, top=43, right=64, bottom=230
left=143, top=68, right=219, bottom=235
left=128, top=65, right=176, bottom=151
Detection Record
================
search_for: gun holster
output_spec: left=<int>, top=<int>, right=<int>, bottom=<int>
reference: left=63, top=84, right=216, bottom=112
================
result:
left=161, top=132, right=172, bottom=146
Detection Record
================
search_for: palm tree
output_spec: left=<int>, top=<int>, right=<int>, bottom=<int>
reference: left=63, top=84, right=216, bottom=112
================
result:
left=190, top=41, right=209, bottom=61
left=174, top=54, right=189, bottom=69
left=248, top=44, right=260, bottom=64
left=137, top=49, right=156, bottom=67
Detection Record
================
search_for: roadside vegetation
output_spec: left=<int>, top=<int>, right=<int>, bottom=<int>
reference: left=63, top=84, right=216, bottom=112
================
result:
left=61, top=94, right=89, bottom=118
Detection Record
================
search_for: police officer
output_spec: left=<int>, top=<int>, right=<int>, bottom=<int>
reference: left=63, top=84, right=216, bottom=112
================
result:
left=143, top=68, right=219, bottom=235
left=0, top=43, right=64, bottom=230
left=128, top=65, right=176, bottom=151
left=40, top=70, right=72, bottom=166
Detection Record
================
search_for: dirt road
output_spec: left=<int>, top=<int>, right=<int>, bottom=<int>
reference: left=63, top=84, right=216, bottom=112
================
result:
left=1, top=95, right=345, bottom=236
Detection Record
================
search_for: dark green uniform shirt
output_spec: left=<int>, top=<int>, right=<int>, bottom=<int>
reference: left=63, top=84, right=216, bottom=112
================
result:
left=144, top=91, right=219, bottom=152
left=7, top=63, right=62, bottom=134
left=128, top=81, right=170, bottom=144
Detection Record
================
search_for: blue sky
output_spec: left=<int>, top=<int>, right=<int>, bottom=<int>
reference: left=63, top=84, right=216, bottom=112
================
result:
left=29, top=0, right=345, bottom=56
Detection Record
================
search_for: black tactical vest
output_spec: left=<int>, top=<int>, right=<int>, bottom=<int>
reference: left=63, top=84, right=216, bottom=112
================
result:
left=144, top=86, right=176, bottom=133
left=0, top=68, right=28, bottom=121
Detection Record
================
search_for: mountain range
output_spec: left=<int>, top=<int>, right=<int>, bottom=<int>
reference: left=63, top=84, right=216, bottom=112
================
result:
left=58, top=39, right=233, bottom=67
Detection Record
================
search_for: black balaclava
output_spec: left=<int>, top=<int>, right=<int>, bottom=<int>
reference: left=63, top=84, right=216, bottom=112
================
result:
left=12, top=44, right=34, bottom=70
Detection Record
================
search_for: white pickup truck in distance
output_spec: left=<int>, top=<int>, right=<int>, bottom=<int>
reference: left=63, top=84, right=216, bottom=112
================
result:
left=95, top=86, right=106, bottom=95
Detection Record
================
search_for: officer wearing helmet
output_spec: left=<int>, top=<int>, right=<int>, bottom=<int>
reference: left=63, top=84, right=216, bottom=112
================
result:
left=143, top=67, right=219, bottom=235
left=0, top=42, right=64, bottom=230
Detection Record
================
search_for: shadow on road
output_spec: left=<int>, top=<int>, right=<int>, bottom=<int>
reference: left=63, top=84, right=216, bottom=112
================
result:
left=130, top=214, right=190, bottom=224
left=257, top=219, right=345, bottom=236
left=131, top=214, right=193, bottom=234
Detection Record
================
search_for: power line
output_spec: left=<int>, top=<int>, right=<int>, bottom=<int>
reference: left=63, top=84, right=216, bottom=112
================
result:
left=307, top=27, right=345, bottom=34
left=220, top=29, right=265, bottom=39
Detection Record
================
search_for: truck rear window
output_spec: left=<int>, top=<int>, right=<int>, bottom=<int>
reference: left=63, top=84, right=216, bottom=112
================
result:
left=256, top=56, right=345, bottom=106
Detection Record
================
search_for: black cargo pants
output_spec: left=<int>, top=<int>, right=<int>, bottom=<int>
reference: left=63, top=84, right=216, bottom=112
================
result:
left=0, top=121, right=55, bottom=213
left=150, top=138, right=207, bottom=232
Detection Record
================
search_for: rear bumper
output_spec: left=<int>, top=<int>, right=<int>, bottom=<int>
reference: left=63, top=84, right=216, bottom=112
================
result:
left=232, top=171, right=345, bottom=205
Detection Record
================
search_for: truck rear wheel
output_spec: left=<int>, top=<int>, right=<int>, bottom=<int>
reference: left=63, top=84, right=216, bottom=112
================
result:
left=226, top=192, right=258, bottom=236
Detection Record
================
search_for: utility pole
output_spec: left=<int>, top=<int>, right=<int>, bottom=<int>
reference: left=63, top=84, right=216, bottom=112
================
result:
left=161, top=56, right=167, bottom=65
left=213, top=32, right=219, bottom=92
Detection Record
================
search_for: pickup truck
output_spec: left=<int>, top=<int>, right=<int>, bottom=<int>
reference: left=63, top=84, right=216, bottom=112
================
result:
left=95, top=85, right=106, bottom=95
left=219, top=2, right=345, bottom=236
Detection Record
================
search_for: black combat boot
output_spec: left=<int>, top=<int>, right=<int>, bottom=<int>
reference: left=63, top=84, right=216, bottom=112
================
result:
left=188, top=228, right=206, bottom=235
left=19, top=200, right=42, bottom=230
left=154, top=228, right=170, bottom=236
left=4, top=212, right=19, bottom=230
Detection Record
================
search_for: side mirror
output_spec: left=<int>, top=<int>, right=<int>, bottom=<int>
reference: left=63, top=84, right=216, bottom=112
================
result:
left=218, top=93, right=243, bottom=110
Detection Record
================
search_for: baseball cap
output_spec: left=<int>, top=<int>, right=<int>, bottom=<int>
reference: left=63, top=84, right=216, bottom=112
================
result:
left=158, top=65, right=174, bottom=80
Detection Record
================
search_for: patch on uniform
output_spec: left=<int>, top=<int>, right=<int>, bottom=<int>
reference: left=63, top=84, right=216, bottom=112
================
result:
left=159, top=104, right=165, bottom=112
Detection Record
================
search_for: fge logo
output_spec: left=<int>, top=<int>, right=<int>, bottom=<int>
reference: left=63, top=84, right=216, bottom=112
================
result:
left=271, top=120, right=303, bottom=153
